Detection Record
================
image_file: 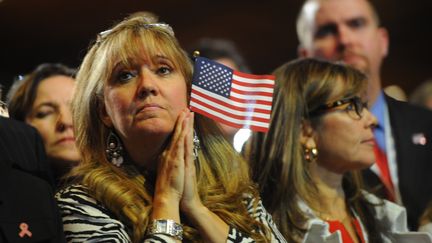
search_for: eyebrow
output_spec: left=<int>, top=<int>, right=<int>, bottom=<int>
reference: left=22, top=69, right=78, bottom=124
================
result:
left=153, top=54, right=174, bottom=65
left=113, top=54, right=172, bottom=67
left=346, top=16, right=368, bottom=25
left=315, top=15, right=369, bottom=32
left=112, top=59, right=135, bottom=71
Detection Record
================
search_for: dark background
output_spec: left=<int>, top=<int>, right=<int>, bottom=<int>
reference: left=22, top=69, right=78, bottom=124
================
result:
left=0, top=0, right=431, bottom=97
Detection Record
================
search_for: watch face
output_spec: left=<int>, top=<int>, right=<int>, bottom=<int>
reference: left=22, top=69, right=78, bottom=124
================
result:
left=157, top=220, right=167, bottom=231
left=148, top=219, right=183, bottom=240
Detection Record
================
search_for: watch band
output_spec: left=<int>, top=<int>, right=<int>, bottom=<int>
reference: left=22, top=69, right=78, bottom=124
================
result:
left=147, top=219, right=183, bottom=240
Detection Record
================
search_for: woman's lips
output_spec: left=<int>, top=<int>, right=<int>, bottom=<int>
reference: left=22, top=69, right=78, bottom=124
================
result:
left=362, top=138, right=375, bottom=146
left=56, top=137, right=75, bottom=145
left=136, top=103, right=162, bottom=114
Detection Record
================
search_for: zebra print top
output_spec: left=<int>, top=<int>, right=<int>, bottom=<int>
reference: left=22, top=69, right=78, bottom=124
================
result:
left=56, top=184, right=286, bottom=243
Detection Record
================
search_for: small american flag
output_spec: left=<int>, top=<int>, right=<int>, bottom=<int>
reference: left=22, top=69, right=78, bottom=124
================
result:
left=190, top=57, right=274, bottom=132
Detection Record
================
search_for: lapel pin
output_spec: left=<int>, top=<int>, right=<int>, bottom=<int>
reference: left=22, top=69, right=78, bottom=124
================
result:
left=18, top=222, right=32, bottom=238
left=412, top=133, right=427, bottom=145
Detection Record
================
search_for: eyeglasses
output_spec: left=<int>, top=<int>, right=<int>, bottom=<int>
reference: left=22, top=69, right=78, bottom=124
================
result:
left=96, top=22, right=174, bottom=44
left=308, top=96, right=368, bottom=119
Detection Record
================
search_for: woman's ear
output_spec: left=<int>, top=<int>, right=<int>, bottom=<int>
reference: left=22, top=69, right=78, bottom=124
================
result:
left=300, top=119, right=317, bottom=148
left=99, top=100, right=113, bottom=128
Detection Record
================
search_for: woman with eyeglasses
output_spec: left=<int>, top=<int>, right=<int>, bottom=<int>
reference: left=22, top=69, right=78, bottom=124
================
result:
left=55, top=12, right=285, bottom=243
left=246, top=58, right=430, bottom=243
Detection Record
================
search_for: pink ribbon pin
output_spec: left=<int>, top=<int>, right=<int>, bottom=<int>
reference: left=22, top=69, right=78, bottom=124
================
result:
left=412, top=133, right=427, bottom=145
left=18, top=222, right=32, bottom=238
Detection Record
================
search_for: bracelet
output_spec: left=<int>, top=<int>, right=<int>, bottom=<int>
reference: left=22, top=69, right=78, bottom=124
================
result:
left=147, top=219, right=183, bottom=240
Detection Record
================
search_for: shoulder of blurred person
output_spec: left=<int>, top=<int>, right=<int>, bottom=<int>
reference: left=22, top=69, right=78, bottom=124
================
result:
left=384, top=85, right=407, bottom=102
left=386, top=93, right=432, bottom=127
left=0, top=117, right=65, bottom=242
left=0, top=161, right=66, bottom=243
left=410, top=80, right=432, bottom=110
left=384, top=94, right=432, bottom=160
left=385, top=94, right=432, bottom=147
left=0, top=116, right=54, bottom=186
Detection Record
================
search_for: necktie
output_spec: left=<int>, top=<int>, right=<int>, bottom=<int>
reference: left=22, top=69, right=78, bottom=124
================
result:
left=373, top=140, right=395, bottom=201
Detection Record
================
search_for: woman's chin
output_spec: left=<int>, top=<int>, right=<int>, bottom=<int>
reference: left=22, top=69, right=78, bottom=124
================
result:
left=133, top=122, right=175, bottom=136
left=50, top=153, right=80, bottom=165
left=357, top=159, right=376, bottom=170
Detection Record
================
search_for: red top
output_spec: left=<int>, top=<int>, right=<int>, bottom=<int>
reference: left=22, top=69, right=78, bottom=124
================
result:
left=326, top=218, right=365, bottom=243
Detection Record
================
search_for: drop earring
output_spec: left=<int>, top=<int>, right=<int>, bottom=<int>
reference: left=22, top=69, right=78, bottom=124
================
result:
left=106, top=130, right=124, bottom=167
left=303, top=146, right=318, bottom=163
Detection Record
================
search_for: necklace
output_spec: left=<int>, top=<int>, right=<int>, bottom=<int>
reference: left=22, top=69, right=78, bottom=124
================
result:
left=313, top=208, right=352, bottom=222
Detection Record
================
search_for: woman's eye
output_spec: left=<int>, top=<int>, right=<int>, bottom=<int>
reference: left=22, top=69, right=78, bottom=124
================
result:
left=35, top=110, right=54, bottom=119
left=116, top=71, right=137, bottom=82
left=344, top=103, right=356, bottom=111
left=156, top=66, right=172, bottom=76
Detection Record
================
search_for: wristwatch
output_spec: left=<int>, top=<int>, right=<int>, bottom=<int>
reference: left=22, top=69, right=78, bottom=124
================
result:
left=147, top=219, right=183, bottom=240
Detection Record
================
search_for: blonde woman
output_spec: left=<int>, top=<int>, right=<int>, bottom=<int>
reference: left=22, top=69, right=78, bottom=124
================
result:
left=55, top=12, right=285, bottom=243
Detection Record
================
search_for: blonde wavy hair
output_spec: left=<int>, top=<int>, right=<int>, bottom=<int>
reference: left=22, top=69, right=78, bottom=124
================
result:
left=67, top=12, right=269, bottom=242
left=247, top=58, right=385, bottom=242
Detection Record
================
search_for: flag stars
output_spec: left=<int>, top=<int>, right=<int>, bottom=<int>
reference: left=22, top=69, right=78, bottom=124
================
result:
left=194, top=59, right=233, bottom=98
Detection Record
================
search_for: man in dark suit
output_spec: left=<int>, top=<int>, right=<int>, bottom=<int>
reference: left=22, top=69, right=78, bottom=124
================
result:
left=296, top=0, right=432, bottom=229
left=0, top=117, right=65, bottom=242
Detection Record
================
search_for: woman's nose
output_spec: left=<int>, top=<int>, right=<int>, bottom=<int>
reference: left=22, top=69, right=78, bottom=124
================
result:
left=364, top=108, right=378, bottom=128
left=137, top=69, right=159, bottom=99
left=56, top=107, right=73, bottom=132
